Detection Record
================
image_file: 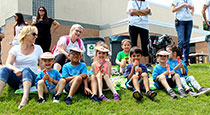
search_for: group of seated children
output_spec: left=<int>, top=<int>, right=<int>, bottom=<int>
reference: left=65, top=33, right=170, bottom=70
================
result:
left=35, top=42, right=120, bottom=105
left=35, top=40, right=210, bottom=105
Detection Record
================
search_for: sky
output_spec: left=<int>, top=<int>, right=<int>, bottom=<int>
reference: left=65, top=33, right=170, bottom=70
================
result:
left=148, top=0, right=205, bottom=15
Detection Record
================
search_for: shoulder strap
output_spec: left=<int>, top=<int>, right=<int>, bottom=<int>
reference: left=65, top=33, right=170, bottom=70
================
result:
left=64, top=35, right=70, bottom=45
left=77, top=38, right=81, bottom=48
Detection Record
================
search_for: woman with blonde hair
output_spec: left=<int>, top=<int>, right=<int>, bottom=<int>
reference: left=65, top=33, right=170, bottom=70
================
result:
left=0, top=26, right=43, bottom=109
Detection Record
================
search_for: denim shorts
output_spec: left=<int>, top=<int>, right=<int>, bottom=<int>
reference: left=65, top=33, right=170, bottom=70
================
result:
left=48, top=87, right=56, bottom=94
left=125, top=77, right=145, bottom=91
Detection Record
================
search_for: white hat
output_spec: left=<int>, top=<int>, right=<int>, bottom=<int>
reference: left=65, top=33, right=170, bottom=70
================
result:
left=156, top=51, right=170, bottom=56
left=94, top=46, right=109, bottom=52
left=70, top=47, right=83, bottom=53
left=40, top=52, right=54, bottom=59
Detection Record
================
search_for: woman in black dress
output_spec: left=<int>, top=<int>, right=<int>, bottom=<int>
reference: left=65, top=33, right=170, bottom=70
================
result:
left=33, top=6, right=60, bottom=52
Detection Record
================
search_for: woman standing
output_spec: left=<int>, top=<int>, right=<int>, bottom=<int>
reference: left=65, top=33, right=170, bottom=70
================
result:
left=127, top=0, right=151, bottom=57
left=0, top=26, right=43, bottom=109
left=172, top=0, right=194, bottom=66
left=13, top=13, right=27, bottom=45
left=33, top=6, right=60, bottom=52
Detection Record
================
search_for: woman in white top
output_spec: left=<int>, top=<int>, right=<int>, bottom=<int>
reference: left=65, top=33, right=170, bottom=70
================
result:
left=0, top=26, right=43, bottom=109
left=53, top=24, right=85, bottom=72
left=13, top=13, right=27, bottom=45
left=127, top=0, right=151, bottom=56
left=172, top=0, right=194, bottom=66
left=202, top=0, right=210, bottom=29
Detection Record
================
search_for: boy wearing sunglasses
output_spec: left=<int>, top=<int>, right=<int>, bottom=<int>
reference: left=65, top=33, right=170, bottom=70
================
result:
left=152, top=50, right=187, bottom=99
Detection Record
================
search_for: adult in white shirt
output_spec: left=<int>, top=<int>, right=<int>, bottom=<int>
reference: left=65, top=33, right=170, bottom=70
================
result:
left=202, top=0, right=210, bottom=29
left=0, top=26, right=43, bottom=109
left=127, top=0, right=151, bottom=56
left=53, top=24, right=85, bottom=72
left=172, top=0, right=194, bottom=66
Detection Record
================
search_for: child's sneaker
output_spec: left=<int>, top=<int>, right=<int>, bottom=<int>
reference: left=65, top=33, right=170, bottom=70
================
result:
left=99, top=94, right=110, bottom=101
left=113, top=93, right=120, bottom=101
left=90, top=94, right=100, bottom=103
left=145, top=90, right=157, bottom=99
left=37, top=97, right=46, bottom=103
left=198, top=87, right=210, bottom=95
left=167, top=89, right=177, bottom=99
left=65, top=96, right=73, bottom=105
left=53, top=94, right=61, bottom=103
left=186, top=89, right=198, bottom=97
left=133, top=90, right=143, bottom=100
left=177, top=89, right=187, bottom=98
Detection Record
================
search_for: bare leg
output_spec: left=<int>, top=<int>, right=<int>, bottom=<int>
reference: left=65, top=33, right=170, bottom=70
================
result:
left=141, top=73, right=150, bottom=92
left=37, top=80, right=48, bottom=98
left=158, top=75, right=171, bottom=90
left=0, top=80, right=6, bottom=96
left=172, top=74, right=182, bottom=89
left=68, top=76, right=82, bottom=96
left=104, top=74, right=117, bottom=94
left=56, top=78, right=66, bottom=95
left=19, top=81, right=32, bottom=108
left=53, top=63, right=62, bottom=72
left=96, top=73, right=103, bottom=96
left=90, top=75, right=98, bottom=95
left=132, top=75, right=140, bottom=92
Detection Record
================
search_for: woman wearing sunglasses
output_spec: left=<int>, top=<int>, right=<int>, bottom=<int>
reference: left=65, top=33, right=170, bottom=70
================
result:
left=32, top=6, right=60, bottom=52
left=0, top=26, right=43, bottom=109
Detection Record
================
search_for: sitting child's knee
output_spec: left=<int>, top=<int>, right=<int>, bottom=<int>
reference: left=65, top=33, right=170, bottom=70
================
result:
left=60, top=78, right=66, bottom=84
left=38, top=79, right=45, bottom=85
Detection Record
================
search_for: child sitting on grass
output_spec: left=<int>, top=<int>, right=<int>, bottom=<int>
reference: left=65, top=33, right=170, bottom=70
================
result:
left=124, top=46, right=157, bottom=100
left=152, top=50, right=187, bottom=99
left=166, top=45, right=210, bottom=96
left=35, top=52, right=61, bottom=103
left=92, top=45, right=120, bottom=101
left=115, top=39, right=131, bottom=74
left=53, top=47, right=88, bottom=105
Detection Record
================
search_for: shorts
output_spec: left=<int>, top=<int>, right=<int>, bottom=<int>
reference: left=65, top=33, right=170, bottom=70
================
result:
left=156, top=78, right=177, bottom=90
left=64, top=81, right=83, bottom=93
left=125, top=77, right=145, bottom=91
left=48, top=87, right=56, bottom=94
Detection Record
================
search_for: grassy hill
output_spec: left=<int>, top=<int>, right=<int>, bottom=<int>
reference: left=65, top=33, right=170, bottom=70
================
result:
left=0, top=63, right=210, bottom=114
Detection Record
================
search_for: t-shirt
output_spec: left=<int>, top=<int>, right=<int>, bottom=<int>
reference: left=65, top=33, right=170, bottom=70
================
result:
left=53, top=36, right=86, bottom=56
left=9, top=45, right=43, bottom=74
left=172, top=0, right=193, bottom=21
left=35, top=69, right=61, bottom=89
left=14, top=24, right=26, bottom=40
left=205, top=0, right=210, bottom=21
left=62, top=62, right=87, bottom=78
left=152, top=64, right=170, bottom=88
left=127, top=0, right=152, bottom=30
left=116, top=51, right=129, bottom=71
left=124, top=63, right=149, bottom=79
left=167, top=59, right=188, bottom=77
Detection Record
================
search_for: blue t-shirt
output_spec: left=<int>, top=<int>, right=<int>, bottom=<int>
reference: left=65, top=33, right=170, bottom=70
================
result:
left=35, top=69, right=61, bottom=89
left=62, top=62, right=87, bottom=78
left=167, top=59, right=188, bottom=77
left=124, top=63, right=149, bottom=79
left=152, top=64, right=169, bottom=88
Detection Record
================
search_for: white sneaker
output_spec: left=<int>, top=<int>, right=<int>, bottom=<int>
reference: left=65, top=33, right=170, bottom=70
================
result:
left=198, top=88, right=210, bottom=95
left=53, top=94, right=60, bottom=103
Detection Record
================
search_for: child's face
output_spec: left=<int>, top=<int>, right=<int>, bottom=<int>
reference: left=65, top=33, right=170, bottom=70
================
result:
left=69, top=51, right=82, bottom=63
left=166, top=48, right=176, bottom=59
left=96, top=51, right=108, bottom=60
left=130, top=52, right=141, bottom=63
left=122, top=42, right=131, bottom=52
left=157, top=55, right=168, bottom=63
left=41, top=59, right=54, bottom=69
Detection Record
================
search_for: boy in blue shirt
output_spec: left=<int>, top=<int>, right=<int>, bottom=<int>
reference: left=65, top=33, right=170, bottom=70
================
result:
left=124, top=46, right=157, bottom=100
left=152, top=50, right=187, bottom=99
left=166, top=45, right=210, bottom=96
left=54, top=47, right=99, bottom=105
left=35, top=52, right=61, bottom=103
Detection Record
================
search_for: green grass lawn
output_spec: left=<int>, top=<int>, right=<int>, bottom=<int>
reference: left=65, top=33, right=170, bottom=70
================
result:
left=0, top=63, right=210, bottom=114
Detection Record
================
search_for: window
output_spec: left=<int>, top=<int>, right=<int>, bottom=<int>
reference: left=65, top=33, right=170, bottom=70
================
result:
left=32, top=0, right=54, bottom=18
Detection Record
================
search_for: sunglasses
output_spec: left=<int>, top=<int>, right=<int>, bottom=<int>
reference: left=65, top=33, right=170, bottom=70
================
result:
left=70, top=51, right=81, bottom=55
left=157, top=55, right=167, bottom=57
left=75, top=30, right=82, bottom=34
left=39, top=9, right=45, bottom=12
left=32, top=33, right=38, bottom=37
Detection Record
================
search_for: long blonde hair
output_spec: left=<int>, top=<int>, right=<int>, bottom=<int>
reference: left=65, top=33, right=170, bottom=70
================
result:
left=18, top=26, right=37, bottom=44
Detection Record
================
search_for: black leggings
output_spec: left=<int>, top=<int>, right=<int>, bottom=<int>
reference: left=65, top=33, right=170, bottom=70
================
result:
left=54, top=54, right=69, bottom=67
left=129, top=25, right=149, bottom=56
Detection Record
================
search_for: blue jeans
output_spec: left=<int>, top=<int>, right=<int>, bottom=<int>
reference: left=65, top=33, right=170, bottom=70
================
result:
left=175, top=20, right=193, bottom=65
left=0, top=67, right=37, bottom=89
